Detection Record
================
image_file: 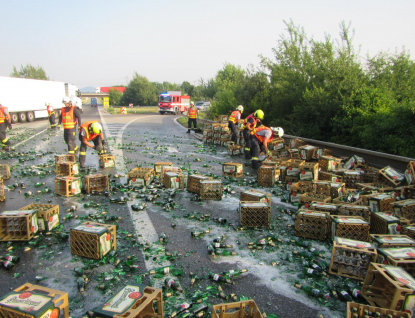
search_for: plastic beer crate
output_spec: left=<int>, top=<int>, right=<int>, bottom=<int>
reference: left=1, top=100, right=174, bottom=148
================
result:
left=374, top=166, right=405, bottom=188
left=128, top=167, right=154, bottom=187
left=377, top=247, right=415, bottom=276
left=55, top=161, right=79, bottom=177
left=309, top=202, right=340, bottom=215
left=187, top=174, right=212, bottom=194
left=239, top=202, right=270, bottom=228
left=0, top=177, right=4, bottom=202
left=346, top=302, right=410, bottom=318
left=55, top=176, right=81, bottom=197
left=70, top=221, right=117, bottom=260
left=330, top=215, right=370, bottom=242
left=368, top=193, right=396, bottom=212
left=55, top=154, right=75, bottom=164
left=19, top=204, right=60, bottom=232
left=164, top=172, right=186, bottom=190
left=0, top=210, right=38, bottom=241
left=0, top=283, right=69, bottom=318
left=222, top=162, right=243, bottom=178
left=361, top=263, right=415, bottom=312
left=337, top=204, right=371, bottom=222
left=268, top=138, right=284, bottom=151
left=318, top=170, right=343, bottom=183
left=370, top=212, right=401, bottom=235
left=294, top=210, right=329, bottom=240
left=240, top=189, right=272, bottom=206
left=99, top=154, right=115, bottom=168
left=340, top=170, right=363, bottom=189
left=288, top=138, right=306, bottom=149
left=392, top=199, right=415, bottom=223
left=290, top=181, right=313, bottom=195
left=298, top=162, right=319, bottom=181
left=318, top=155, right=342, bottom=172
left=329, top=237, right=377, bottom=281
left=82, top=174, right=109, bottom=194
left=211, top=300, right=263, bottom=318
left=161, top=166, right=182, bottom=180
left=257, top=166, right=279, bottom=187
left=405, top=161, right=415, bottom=185
left=370, top=234, right=415, bottom=249
left=0, top=164, right=10, bottom=179
left=343, top=155, right=366, bottom=170
left=92, top=284, right=163, bottom=318
left=227, top=144, right=242, bottom=156
left=154, top=161, right=173, bottom=176
left=298, top=145, right=317, bottom=161
left=401, top=225, right=415, bottom=240
left=299, top=192, right=331, bottom=209
left=200, top=180, right=223, bottom=200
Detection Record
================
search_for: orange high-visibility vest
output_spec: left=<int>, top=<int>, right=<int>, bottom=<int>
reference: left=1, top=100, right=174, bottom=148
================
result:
left=61, top=106, right=77, bottom=129
left=80, top=120, right=99, bottom=141
left=47, top=106, right=55, bottom=116
left=0, top=106, right=9, bottom=124
left=229, top=110, right=240, bottom=123
left=252, top=126, right=273, bottom=143
left=188, top=107, right=197, bottom=119
left=243, top=113, right=258, bottom=128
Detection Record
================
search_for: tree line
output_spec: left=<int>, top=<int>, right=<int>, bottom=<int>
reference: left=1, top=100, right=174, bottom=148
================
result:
left=11, top=20, right=415, bottom=157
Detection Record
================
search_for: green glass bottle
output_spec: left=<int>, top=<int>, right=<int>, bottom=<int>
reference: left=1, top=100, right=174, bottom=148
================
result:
left=213, top=249, right=237, bottom=256
left=149, top=266, right=183, bottom=276
left=164, top=277, right=183, bottom=292
left=295, top=284, right=321, bottom=297
left=221, top=269, right=248, bottom=277
left=209, top=273, right=233, bottom=284
left=302, top=267, right=322, bottom=277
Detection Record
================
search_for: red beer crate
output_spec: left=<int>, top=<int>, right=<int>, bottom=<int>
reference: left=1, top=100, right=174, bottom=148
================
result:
left=0, top=283, right=69, bottom=318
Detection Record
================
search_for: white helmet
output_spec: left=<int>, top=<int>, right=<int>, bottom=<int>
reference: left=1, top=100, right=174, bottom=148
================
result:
left=271, top=127, right=284, bottom=138
left=236, top=105, right=244, bottom=113
left=45, top=102, right=50, bottom=106
left=62, top=96, right=71, bottom=104
left=190, top=101, right=195, bottom=105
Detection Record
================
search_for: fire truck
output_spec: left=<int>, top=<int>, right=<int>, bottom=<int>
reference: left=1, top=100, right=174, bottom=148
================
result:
left=158, top=91, right=190, bottom=115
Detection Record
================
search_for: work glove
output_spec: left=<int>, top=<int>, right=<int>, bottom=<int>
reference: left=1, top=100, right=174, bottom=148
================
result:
left=8, top=124, right=12, bottom=130
left=266, top=150, right=272, bottom=159
left=95, top=145, right=103, bottom=152
left=102, top=140, right=106, bottom=146
left=57, top=125, right=61, bottom=130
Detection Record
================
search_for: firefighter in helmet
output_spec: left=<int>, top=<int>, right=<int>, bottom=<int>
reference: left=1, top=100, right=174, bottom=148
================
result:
left=78, top=121, right=106, bottom=168
left=228, top=105, right=243, bottom=143
left=187, top=101, right=198, bottom=133
left=242, top=109, right=264, bottom=159
left=251, top=126, right=284, bottom=169
left=0, top=102, right=12, bottom=151
left=46, top=102, right=58, bottom=130
left=59, top=96, right=81, bottom=155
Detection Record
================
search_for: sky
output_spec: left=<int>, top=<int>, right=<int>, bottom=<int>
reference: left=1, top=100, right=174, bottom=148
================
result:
left=1, top=0, right=414, bottom=89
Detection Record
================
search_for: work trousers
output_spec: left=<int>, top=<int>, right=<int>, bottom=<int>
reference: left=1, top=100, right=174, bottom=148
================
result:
left=64, top=128, right=78, bottom=154
left=188, top=118, right=197, bottom=132
left=228, top=122, right=238, bottom=143
left=243, top=128, right=252, bottom=159
left=79, top=135, right=103, bottom=167
left=0, top=122, right=11, bottom=149
left=49, top=114, right=57, bottom=129
left=250, top=136, right=264, bottom=169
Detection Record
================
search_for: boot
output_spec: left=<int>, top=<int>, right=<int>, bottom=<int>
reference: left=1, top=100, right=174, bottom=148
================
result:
left=244, top=148, right=252, bottom=160
left=186, top=130, right=190, bottom=133
left=252, top=159, right=261, bottom=170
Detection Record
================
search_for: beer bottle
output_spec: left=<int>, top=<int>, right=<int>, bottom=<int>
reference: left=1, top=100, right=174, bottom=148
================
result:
left=2, top=260, right=16, bottom=270
left=302, top=267, right=322, bottom=277
left=149, top=266, right=184, bottom=276
left=0, top=255, right=20, bottom=263
left=208, top=273, right=233, bottom=285
left=164, top=277, right=183, bottom=292
left=221, top=269, right=247, bottom=277
left=169, top=303, right=191, bottom=318
left=213, top=249, right=237, bottom=256
left=212, top=242, right=233, bottom=249
left=191, top=229, right=210, bottom=238
left=77, top=277, right=86, bottom=294
left=295, top=284, right=322, bottom=297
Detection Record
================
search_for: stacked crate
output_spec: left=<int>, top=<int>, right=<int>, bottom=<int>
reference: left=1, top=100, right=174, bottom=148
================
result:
left=298, top=162, right=319, bottom=181
left=392, top=199, right=415, bottom=223
left=329, top=237, right=377, bottom=280
left=337, top=204, right=371, bottom=222
left=99, top=154, right=115, bottom=168
left=294, top=210, right=329, bottom=240
left=298, top=145, right=317, bottom=161
left=187, top=174, right=212, bottom=194
left=370, top=234, right=415, bottom=248
left=222, top=162, right=243, bottom=178
left=318, top=155, right=342, bottom=172
left=370, top=212, right=401, bottom=235
left=154, top=162, right=173, bottom=177
left=240, top=189, right=272, bottom=206
left=299, top=192, right=331, bottom=208
left=330, top=215, right=370, bottom=242
left=309, top=202, right=339, bottom=215
left=290, top=181, right=313, bottom=204
left=368, top=193, right=396, bottom=212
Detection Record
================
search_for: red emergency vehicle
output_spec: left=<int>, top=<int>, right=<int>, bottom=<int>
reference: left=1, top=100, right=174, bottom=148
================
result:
left=158, top=91, right=190, bottom=115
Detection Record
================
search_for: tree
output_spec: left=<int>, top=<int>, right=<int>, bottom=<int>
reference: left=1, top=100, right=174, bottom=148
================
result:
left=10, top=64, right=49, bottom=80
left=120, top=73, right=158, bottom=106
left=108, top=88, right=123, bottom=106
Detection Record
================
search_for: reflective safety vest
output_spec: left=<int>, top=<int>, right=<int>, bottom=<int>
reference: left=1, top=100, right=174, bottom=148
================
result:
left=242, top=113, right=258, bottom=129
left=0, top=106, right=9, bottom=124
left=61, top=106, right=77, bottom=129
left=188, top=107, right=197, bottom=119
left=229, top=110, right=240, bottom=123
left=47, top=106, right=55, bottom=116
left=80, top=120, right=99, bottom=141
left=252, top=126, right=273, bottom=143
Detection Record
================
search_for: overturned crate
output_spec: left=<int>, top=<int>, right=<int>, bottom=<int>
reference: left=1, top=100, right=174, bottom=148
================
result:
left=329, top=237, right=377, bottom=281
left=299, top=192, right=331, bottom=209
left=0, top=210, right=38, bottom=241
left=309, top=202, right=340, bottom=215
left=128, top=167, right=154, bottom=187
left=19, top=203, right=60, bottom=232
left=377, top=247, right=415, bottom=277
left=222, top=162, right=243, bottom=178
left=55, top=176, right=81, bottom=197
left=330, top=215, right=370, bottom=242
left=361, top=263, right=415, bottom=311
left=187, top=174, right=212, bottom=194
left=347, top=302, right=410, bottom=318
left=0, top=164, right=10, bottom=179
left=211, top=300, right=263, bottom=318
left=92, top=284, right=163, bottom=318
left=239, top=202, right=270, bottom=228
left=82, top=174, right=109, bottom=194
left=369, top=193, right=396, bottom=212
left=70, top=221, right=116, bottom=260
left=200, top=180, right=223, bottom=200
left=370, top=212, right=401, bottom=235
left=56, top=161, right=79, bottom=177
left=55, top=154, right=75, bottom=164
left=392, top=199, right=415, bottom=223
left=337, top=204, right=371, bottom=222
left=154, top=162, right=173, bottom=176
left=0, top=283, right=70, bottom=318
left=164, top=172, right=186, bottom=190
left=99, top=154, right=115, bottom=168
left=370, top=234, right=415, bottom=248
left=294, top=210, right=329, bottom=240
left=240, top=189, right=272, bottom=206
left=227, top=143, right=243, bottom=156
left=375, top=166, right=405, bottom=188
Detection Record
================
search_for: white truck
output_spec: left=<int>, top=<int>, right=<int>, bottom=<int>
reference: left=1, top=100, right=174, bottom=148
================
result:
left=0, top=76, right=82, bottom=123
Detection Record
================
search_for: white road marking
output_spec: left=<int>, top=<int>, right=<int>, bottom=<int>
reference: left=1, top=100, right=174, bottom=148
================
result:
left=14, top=129, right=48, bottom=148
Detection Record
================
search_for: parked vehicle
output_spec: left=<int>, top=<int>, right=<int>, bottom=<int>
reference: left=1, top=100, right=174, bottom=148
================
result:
left=158, top=91, right=190, bottom=115
left=0, top=76, right=82, bottom=123
left=195, top=101, right=211, bottom=110
left=91, top=98, right=98, bottom=107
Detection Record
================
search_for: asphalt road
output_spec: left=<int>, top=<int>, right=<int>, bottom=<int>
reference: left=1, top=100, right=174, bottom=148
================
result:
left=0, top=106, right=343, bottom=318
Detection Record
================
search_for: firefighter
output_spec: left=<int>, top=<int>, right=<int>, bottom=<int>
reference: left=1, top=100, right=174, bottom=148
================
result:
left=251, top=126, right=284, bottom=169
left=0, top=102, right=12, bottom=151
left=187, top=101, right=198, bottom=133
left=242, top=109, right=264, bottom=159
left=228, top=105, right=244, bottom=143
left=59, top=96, right=81, bottom=155
left=46, top=102, right=58, bottom=130
left=78, top=121, right=106, bottom=168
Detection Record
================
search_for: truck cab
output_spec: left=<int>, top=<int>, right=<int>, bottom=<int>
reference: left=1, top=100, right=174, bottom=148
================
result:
left=91, top=98, right=98, bottom=107
left=158, top=91, right=190, bottom=115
